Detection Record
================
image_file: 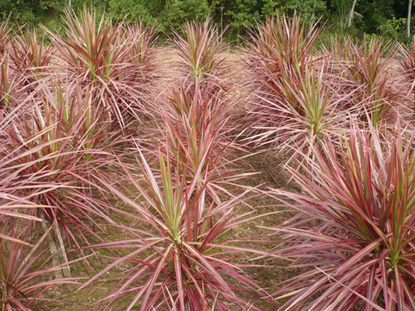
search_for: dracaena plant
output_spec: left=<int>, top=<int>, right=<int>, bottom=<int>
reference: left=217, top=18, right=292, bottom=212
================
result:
left=0, top=179, right=47, bottom=246
left=0, top=54, right=12, bottom=113
left=0, top=228, right=78, bottom=311
left=47, top=7, right=153, bottom=127
left=171, top=19, right=229, bottom=91
left=0, top=82, right=119, bottom=268
left=398, top=37, right=415, bottom=118
left=336, top=37, right=406, bottom=126
left=244, top=13, right=324, bottom=78
left=160, top=286, right=258, bottom=311
left=399, top=36, right=415, bottom=81
left=0, top=102, right=44, bottom=246
left=126, top=21, right=158, bottom=77
left=0, top=19, right=11, bottom=56
left=242, top=14, right=327, bottom=149
left=267, top=124, right=415, bottom=311
left=147, top=79, right=243, bottom=203
left=40, top=81, right=113, bottom=153
left=243, top=60, right=347, bottom=167
left=162, top=79, right=230, bottom=128
left=8, top=28, right=54, bottom=86
left=0, top=54, right=23, bottom=115
left=320, top=35, right=346, bottom=59
left=0, top=19, right=13, bottom=112
left=123, top=21, right=161, bottom=114
left=80, top=147, right=266, bottom=311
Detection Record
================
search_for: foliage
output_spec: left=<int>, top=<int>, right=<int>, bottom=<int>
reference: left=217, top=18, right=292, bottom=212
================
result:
left=109, top=0, right=212, bottom=34
left=1, top=0, right=415, bottom=41
left=153, top=82, right=239, bottom=206
left=379, top=17, right=408, bottom=43
left=47, top=7, right=156, bottom=127
left=334, top=37, right=406, bottom=127
left=80, top=147, right=265, bottom=311
left=0, top=103, right=47, bottom=246
left=227, top=0, right=262, bottom=34
left=281, top=0, right=326, bottom=22
left=268, top=126, right=415, bottom=310
left=163, top=0, right=211, bottom=32
left=0, top=187, right=43, bottom=246
left=0, top=228, right=78, bottom=311
left=246, top=62, right=346, bottom=163
left=8, top=28, right=54, bottom=88
left=108, top=0, right=156, bottom=25
left=125, top=21, right=158, bottom=70
left=399, top=36, right=415, bottom=82
left=244, top=13, right=324, bottom=72
left=398, top=37, right=415, bottom=120
left=0, top=54, right=15, bottom=113
left=0, top=81, right=119, bottom=262
left=242, top=13, right=331, bottom=153
left=157, top=18, right=239, bottom=201
left=0, top=23, right=32, bottom=114
left=0, top=19, right=11, bottom=56
left=1, top=6, right=415, bottom=311
left=171, top=19, right=228, bottom=84
left=169, top=18, right=231, bottom=108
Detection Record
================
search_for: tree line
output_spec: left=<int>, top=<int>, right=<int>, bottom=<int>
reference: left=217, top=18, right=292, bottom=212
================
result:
left=0, top=0, right=413, bottom=42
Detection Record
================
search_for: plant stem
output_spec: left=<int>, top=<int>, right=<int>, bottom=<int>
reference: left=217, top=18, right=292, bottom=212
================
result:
left=40, top=212, right=71, bottom=279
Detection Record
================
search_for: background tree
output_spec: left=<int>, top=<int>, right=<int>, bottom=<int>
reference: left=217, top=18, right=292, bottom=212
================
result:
left=409, top=0, right=413, bottom=37
left=347, top=0, right=357, bottom=27
left=0, top=0, right=414, bottom=41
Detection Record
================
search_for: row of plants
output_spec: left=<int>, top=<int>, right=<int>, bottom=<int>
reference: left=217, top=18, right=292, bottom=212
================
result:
left=1, top=8, right=415, bottom=310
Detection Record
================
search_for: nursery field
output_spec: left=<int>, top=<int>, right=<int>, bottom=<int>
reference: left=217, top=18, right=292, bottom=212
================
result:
left=2, top=8, right=415, bottom=311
